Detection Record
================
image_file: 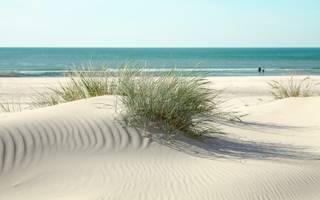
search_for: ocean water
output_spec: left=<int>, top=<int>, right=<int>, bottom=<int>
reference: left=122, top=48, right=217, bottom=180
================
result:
left=0, top=48, right=320, bottom=76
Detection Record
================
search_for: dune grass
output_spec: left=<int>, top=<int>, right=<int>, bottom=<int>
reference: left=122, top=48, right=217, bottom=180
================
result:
left=268, top=76, right=319, bottom=99
left=32, top=66, right=236, bottom=138
left=31, top=91, right=62, bottom=108
left=117, top=68, right=235, bottom=138
left=32, top=67, right=117, bottom=107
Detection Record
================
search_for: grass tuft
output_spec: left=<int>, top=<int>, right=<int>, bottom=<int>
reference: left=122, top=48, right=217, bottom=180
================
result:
left=32, top=66, right=117, bottom=107
left=32, top=65, right=237, bottom=138
left=268, top=76, right=319, bottom=99
left=117, top=67, right=235, bottom=138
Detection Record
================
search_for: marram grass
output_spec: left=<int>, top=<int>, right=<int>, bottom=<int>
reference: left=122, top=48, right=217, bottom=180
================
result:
left=117, top=67, right=237, bottom=137
left=32, top=66, right=238, bottom=138
left=32, top=67, right=118, bottom=108
left=268, top=76, right=319, bottom=99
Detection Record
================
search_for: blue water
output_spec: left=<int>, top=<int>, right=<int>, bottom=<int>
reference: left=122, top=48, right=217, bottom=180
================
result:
left=0, top=48, right=320, bottom=76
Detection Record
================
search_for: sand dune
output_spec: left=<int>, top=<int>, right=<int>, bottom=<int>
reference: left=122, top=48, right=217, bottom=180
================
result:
left=0, top=90, right=319, bottom=199
left=0, top=96, right=149, bottom=173
left=0, top=76, right=320, bottom=200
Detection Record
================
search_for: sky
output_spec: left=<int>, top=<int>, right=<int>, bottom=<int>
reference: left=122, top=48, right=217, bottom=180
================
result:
left=1, top=0, right=320, bottom=47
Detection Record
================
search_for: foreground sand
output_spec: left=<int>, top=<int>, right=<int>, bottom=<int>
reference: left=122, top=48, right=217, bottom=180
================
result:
left=0, top=76, right=320, bottom=200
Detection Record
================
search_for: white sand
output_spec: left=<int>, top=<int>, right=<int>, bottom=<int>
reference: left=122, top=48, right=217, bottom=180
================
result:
left=0, top=76, right=320, bottom=200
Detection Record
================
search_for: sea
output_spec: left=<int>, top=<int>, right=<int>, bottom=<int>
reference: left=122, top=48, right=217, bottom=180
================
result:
left=0, top=48, right=319, bottom=77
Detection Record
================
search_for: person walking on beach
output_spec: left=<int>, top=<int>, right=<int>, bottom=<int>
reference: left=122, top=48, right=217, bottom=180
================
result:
left=262, top=67, right=265, bottom=75
left=258, top=67, right=262, bottom=74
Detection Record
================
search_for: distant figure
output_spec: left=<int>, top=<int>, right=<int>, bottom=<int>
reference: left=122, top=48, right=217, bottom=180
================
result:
left=258, top=67, right=262, bottom=74
left=262, top=68, right=265, bottom=74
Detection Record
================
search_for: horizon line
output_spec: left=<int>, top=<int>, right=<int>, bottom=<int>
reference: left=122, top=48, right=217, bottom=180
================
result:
left=1, top=47, right=320, bottom=49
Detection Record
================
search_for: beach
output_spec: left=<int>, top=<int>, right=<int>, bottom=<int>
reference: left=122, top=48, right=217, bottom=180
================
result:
left=2, top=0, right=320, bottom=197
left=0, top=76, right=320, bottom=199
left=1, top=76, right=319, bottom=108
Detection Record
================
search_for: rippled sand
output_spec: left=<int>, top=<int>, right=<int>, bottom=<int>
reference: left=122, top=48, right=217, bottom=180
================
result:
left=0, top=76, right=320, bottom=200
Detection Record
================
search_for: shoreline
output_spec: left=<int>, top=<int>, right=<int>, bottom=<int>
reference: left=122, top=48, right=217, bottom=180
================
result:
left=1, top=74, right=320, bottom=77
left=0, top=69, right=320, bottom=78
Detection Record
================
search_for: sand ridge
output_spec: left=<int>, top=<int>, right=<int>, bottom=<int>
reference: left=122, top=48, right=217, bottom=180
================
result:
left=0, top=96, right=150, bottom=175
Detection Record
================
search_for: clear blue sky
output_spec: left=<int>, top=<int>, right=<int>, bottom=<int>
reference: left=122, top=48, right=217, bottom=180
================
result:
left=1, top=0, right=320, bottom=47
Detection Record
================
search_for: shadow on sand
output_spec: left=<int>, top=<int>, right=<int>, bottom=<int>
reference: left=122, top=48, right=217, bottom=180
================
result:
left=158, top=120, right=320, bottom=161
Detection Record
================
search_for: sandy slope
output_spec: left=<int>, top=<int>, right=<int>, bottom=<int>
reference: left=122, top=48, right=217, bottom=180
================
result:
left=0, top=76, right=320, bottom=200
